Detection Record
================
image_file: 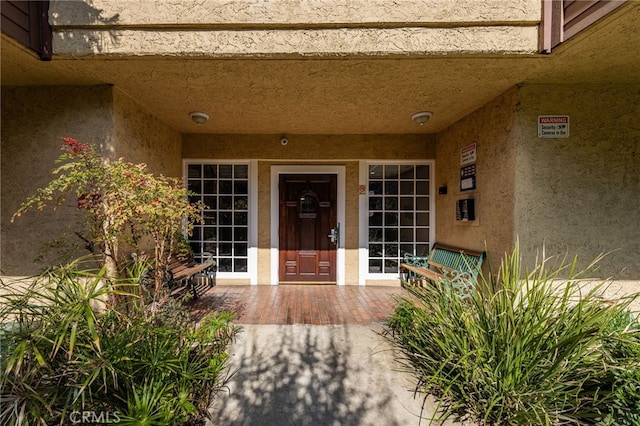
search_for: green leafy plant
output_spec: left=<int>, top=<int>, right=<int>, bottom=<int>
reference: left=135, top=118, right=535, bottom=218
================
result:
left=595, top=310, right=640, bottom=426
left=11, top=137, right=205, bottom=302
left=386, top=244, right=640, bottom=425
left=0, top=260, right=240, bottom=425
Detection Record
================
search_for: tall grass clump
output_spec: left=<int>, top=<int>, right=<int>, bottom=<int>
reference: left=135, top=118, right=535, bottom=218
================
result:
left=387, top=245, right=640, bottom=425
left=0, top=257, right=240, bottom=425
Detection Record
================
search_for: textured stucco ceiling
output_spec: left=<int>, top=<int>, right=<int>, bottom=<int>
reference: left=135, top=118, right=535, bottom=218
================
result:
left=2, top=2, right=639, bottom=135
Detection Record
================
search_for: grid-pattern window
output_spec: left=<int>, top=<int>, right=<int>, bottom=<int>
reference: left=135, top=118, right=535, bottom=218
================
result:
left=368, top=164, right=431, bottom=274
left=186, top=163, right=249, bottom=273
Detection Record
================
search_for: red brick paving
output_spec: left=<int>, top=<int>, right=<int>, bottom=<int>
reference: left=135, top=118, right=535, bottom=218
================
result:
left=187, top=285, right=407, bottom=325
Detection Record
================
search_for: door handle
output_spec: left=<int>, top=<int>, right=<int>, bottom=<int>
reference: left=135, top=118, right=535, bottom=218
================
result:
left=328, top=223, right=340, bottom=247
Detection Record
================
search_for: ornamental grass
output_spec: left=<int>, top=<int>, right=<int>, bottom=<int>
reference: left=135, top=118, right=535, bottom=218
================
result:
left=387, top=245, right=640, bottom=425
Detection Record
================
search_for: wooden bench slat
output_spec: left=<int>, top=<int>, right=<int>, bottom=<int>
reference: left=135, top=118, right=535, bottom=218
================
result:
left=167, top=254, right=216, bottom=299
left=400, top=243, right=484, bottom=292
left=172, top=262, right=214, bottom=281
left=400, top=264, right=444, bottom=285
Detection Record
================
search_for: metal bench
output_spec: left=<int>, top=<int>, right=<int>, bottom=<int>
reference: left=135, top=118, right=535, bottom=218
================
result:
left=400, top=243, right=484, bottom=292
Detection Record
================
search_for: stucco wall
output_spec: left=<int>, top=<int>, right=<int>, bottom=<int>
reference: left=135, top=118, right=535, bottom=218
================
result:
left=436, top=85, right=640, bottom=279
left=49, top=1, right=539, bottom=57
left=515, top=84, right=640, bottom=279
left=1, top=86, right=114, bottom=275
left=183, top=134, right=434, bottom=160
left=51, top=0, right=540, bottom=26
left=52, top=27, right=539, bottom=58
left=435, top=87, right=518, bottom=266
left=435, top=84, right=640, bottom=280
left=256, top=161, right=272, bottom=286
left=112, top=88, right=182, bottom=177
left=184, top=134, right=434, bottom=285
left=1, top=85, right=182, bottom=276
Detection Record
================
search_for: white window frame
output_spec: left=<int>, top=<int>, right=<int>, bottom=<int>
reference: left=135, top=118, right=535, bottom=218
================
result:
left=358, top=160, right=435, bottom=285
left=183, top=160, right=258, bottom=284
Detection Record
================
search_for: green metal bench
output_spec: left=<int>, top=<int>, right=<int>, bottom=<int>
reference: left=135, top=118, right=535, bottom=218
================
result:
left=400, top=243, right=485, bottom=292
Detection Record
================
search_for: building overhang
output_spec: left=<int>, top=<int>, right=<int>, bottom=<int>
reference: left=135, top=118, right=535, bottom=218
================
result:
left=2, top=0, right=639, bottom=135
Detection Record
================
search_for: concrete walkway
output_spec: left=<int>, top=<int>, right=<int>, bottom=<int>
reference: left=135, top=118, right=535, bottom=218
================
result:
left=207, top=324, right=464, bottom=426
left=200, top=281, right=640, bottom=425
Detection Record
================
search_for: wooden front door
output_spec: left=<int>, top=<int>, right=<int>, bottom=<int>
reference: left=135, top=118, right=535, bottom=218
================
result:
left=279, top=174, right=337, bottom=283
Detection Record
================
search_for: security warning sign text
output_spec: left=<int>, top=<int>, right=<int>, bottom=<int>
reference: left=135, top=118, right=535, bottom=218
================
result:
left=538, top=115, right=569, bottom=138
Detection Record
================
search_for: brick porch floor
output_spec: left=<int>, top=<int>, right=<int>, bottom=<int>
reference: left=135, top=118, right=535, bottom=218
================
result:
left=187, top=285, right=407, bottom=325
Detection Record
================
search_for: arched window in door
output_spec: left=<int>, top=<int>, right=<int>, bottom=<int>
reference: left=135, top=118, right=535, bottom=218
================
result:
left=299, top=191, right=318, bottom=218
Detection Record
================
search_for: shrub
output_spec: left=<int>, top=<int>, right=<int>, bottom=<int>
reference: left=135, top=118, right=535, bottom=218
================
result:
left=0, top=259, right=240, bottom=425
left=11, top=137, right=205, bottom=302
left=386, top=245, right=640, bottom=425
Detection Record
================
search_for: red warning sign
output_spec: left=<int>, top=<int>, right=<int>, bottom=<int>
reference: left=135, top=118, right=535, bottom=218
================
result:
left=538, top=115, right=569, bottom=138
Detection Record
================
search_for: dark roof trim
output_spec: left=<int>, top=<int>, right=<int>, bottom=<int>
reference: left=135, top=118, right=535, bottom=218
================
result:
left=1, top=1, right=52, bottom=60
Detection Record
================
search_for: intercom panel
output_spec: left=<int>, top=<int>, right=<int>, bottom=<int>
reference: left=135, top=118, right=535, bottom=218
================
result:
left=456, top=198, right=475, bottom=221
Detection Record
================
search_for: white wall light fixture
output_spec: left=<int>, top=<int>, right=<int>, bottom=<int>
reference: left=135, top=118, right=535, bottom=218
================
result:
left=189, top=111, right=210, bottom=125
left=411, top=111, right=433, bottom=125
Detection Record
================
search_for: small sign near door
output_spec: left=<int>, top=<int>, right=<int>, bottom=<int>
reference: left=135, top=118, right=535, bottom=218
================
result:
left=460, top=164, right=476, bottom=191
left=461, top=143, right=477, bottom=165
left=538, top=115, right=569, bottom=138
